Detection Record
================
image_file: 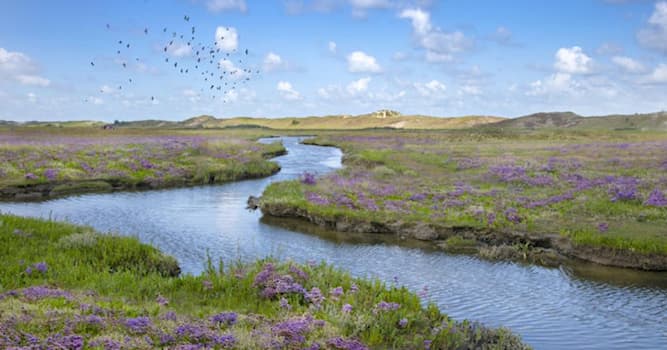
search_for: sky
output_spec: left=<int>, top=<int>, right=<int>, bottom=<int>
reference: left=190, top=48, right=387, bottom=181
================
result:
left=1, top=0, right=667, bottom=121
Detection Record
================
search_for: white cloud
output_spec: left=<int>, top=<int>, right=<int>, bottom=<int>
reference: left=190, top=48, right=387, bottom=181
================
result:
left=597, top=42, right=623, bottom=55
left=215, top=27, right=238, bottom=52
left=263, top=52, right=285, bottom=72
left=346, top=76, right=371, bottom=94
left=347, top=51, right=381, bottom=73
left=0, top=47, right=50, bottom=87
left=491, top=26, right=513, bottom=45
left=27, top=92, right=37, bottom=103
left=647, top=63, right=667, bottom=83
left=637, top=1, right=667, bottom=53
left=218, top=59, right=246, bottom=79
left=328, top=41, right=337, bottom=54
left=224, top=89, right=239, bottom=102
left=399, top=8, right=472, bottom=63
left=611, top=56, right=646, bottom=73
left=458, top=84, right=482, bottom=96
left=16, top=75, right=50, bottom=87
left=183, top=89, right=201, bottom=103
left=554, top=46, right=593, bottom=74
left=89, top=96, right=104, bottom=105
left=414, top=79, right=446, bottom=96
left=206, top=0, right=247, bottom=12
left=526, top=73, right=575, bottom=96
left=167, top=42, right=192, bottom=57
left=277, top=81, right=301, bottom=100
left=399, top=8, right=431, bottom=35
left=0, top=48, right=36, bottom=74
left=99, top=85, right=116, bottom=94
left=349, top=0, right=391, bottom=17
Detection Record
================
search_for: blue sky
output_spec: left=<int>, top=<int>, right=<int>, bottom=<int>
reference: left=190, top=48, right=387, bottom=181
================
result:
left=1, top=0, right=666, bottom=121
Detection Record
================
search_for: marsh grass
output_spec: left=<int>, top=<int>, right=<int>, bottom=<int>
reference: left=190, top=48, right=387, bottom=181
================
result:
left=266, top=130, right=667, bottom=256
left=0, top=214, right=528, bottom=349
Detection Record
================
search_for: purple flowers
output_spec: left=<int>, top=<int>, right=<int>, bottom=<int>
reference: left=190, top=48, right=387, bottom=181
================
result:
left=301, top=172, right=317, bottom=185
left=305, top=287, right=325, bottom=307
left=306, top=192, right=330, bottom=205
left=330, top=286, right=344, bottom=298
left=279, top=297, right=291, bottom=310
left=124, top=317, right=152, bottom=334
left=24, top=262, right=48, bottom=275
left=253, top=263, right=306, bottom=299
left=210, top=312, right=237, bottom=327
left=327, top=337, right=369, bottom=350
left=597, top=222, right=609, bottom=233
left=373, top=301, right=400, bottom=313
left=21, top=286, right=73, bottom=301
left=645, top=188, right=667, bottom=207
left=398, top=318, right=408, bottom=328
left=44, top=168, right=58, bottom=180
left=24, top=172, right=38, bottom=180
left=504, top=208, right=522, bottom=224
left=342, top=304, right=353, bottom=313
left=156, top=295, right=169, bottom=306
left=272, top=316, right=314, bottom=346
left=608, top=177, right=640, bottom=202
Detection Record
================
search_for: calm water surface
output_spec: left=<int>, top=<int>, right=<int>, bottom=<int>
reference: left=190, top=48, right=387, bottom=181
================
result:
left=1, top=137, right=666, bottom=350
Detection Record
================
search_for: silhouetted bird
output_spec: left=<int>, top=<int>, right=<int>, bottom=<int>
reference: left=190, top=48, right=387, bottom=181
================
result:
left=144, top=28, right=148, bottom=35
left=184, top=15, right=190, bottom=21
left=245, top=49, right=248, bottom=55
left=90, top=61, right=95, bottom=66
left=106, top=24, right=110, bottom=29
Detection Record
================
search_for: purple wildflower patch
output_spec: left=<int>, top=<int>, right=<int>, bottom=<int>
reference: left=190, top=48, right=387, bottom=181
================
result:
left=645, top=188, right=667, bottom=207
left=210, top=312, right=237, bottom=326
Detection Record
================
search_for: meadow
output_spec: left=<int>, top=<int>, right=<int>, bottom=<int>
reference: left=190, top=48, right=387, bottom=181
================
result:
left=260, top=129, right=667, bottom=269
left=0, top=214, right=527, bottom=349
left=0, top=127, right=285, bottom=200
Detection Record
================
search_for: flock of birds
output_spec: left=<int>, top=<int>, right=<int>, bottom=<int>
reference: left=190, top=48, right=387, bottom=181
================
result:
left=88, top=15, right=259, bottom=104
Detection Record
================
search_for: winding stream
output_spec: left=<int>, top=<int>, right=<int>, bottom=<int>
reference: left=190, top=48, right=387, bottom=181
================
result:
left=1, top=137, right=666, bottom=349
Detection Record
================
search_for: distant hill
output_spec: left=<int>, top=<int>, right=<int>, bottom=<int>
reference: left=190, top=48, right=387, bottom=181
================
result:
left=109, top=110, right=504, bottom=130
left=171, top=110, right=504, bottom=130
left=490, top=111, right=667, bottom=131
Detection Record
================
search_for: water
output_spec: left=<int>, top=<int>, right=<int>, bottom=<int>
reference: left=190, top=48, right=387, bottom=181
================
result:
left=1, top=136, right=666, bottom=349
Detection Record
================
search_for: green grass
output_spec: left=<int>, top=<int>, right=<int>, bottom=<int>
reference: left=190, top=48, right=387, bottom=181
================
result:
left=0, top=214, right=528, bottom=349
left=261, top=129, right=667, bottom=260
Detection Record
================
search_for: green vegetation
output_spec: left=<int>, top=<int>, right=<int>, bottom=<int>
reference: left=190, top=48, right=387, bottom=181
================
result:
left=0, top=127, right=286, bottom=200
left=261, top=129, right=667, bottom=269
left=0, top=214, right=527, bottom=349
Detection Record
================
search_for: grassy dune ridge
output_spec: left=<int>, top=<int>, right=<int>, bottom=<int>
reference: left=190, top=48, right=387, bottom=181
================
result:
left=0, top=214, right=528, bottom=349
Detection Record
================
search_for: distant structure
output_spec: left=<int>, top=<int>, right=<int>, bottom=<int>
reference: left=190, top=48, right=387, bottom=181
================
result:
left=373, top=109, right=401, bottom=119
left=102, top=124, right=115, bottom=130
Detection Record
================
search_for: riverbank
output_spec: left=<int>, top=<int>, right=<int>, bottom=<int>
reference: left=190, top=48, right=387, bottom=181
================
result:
left=259, top=130, right=667, bottom=271
left=0, top=129, right=286, bottom=201
left=0, top=214, right=528, bottom=349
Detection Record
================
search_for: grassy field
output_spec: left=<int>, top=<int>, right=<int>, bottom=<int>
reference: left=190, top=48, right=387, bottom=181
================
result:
left=0, top=214, right=527, bottom=349
left=0, top=127, right=286, bottom=200
left=260, top=129, right=667, bottom=269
